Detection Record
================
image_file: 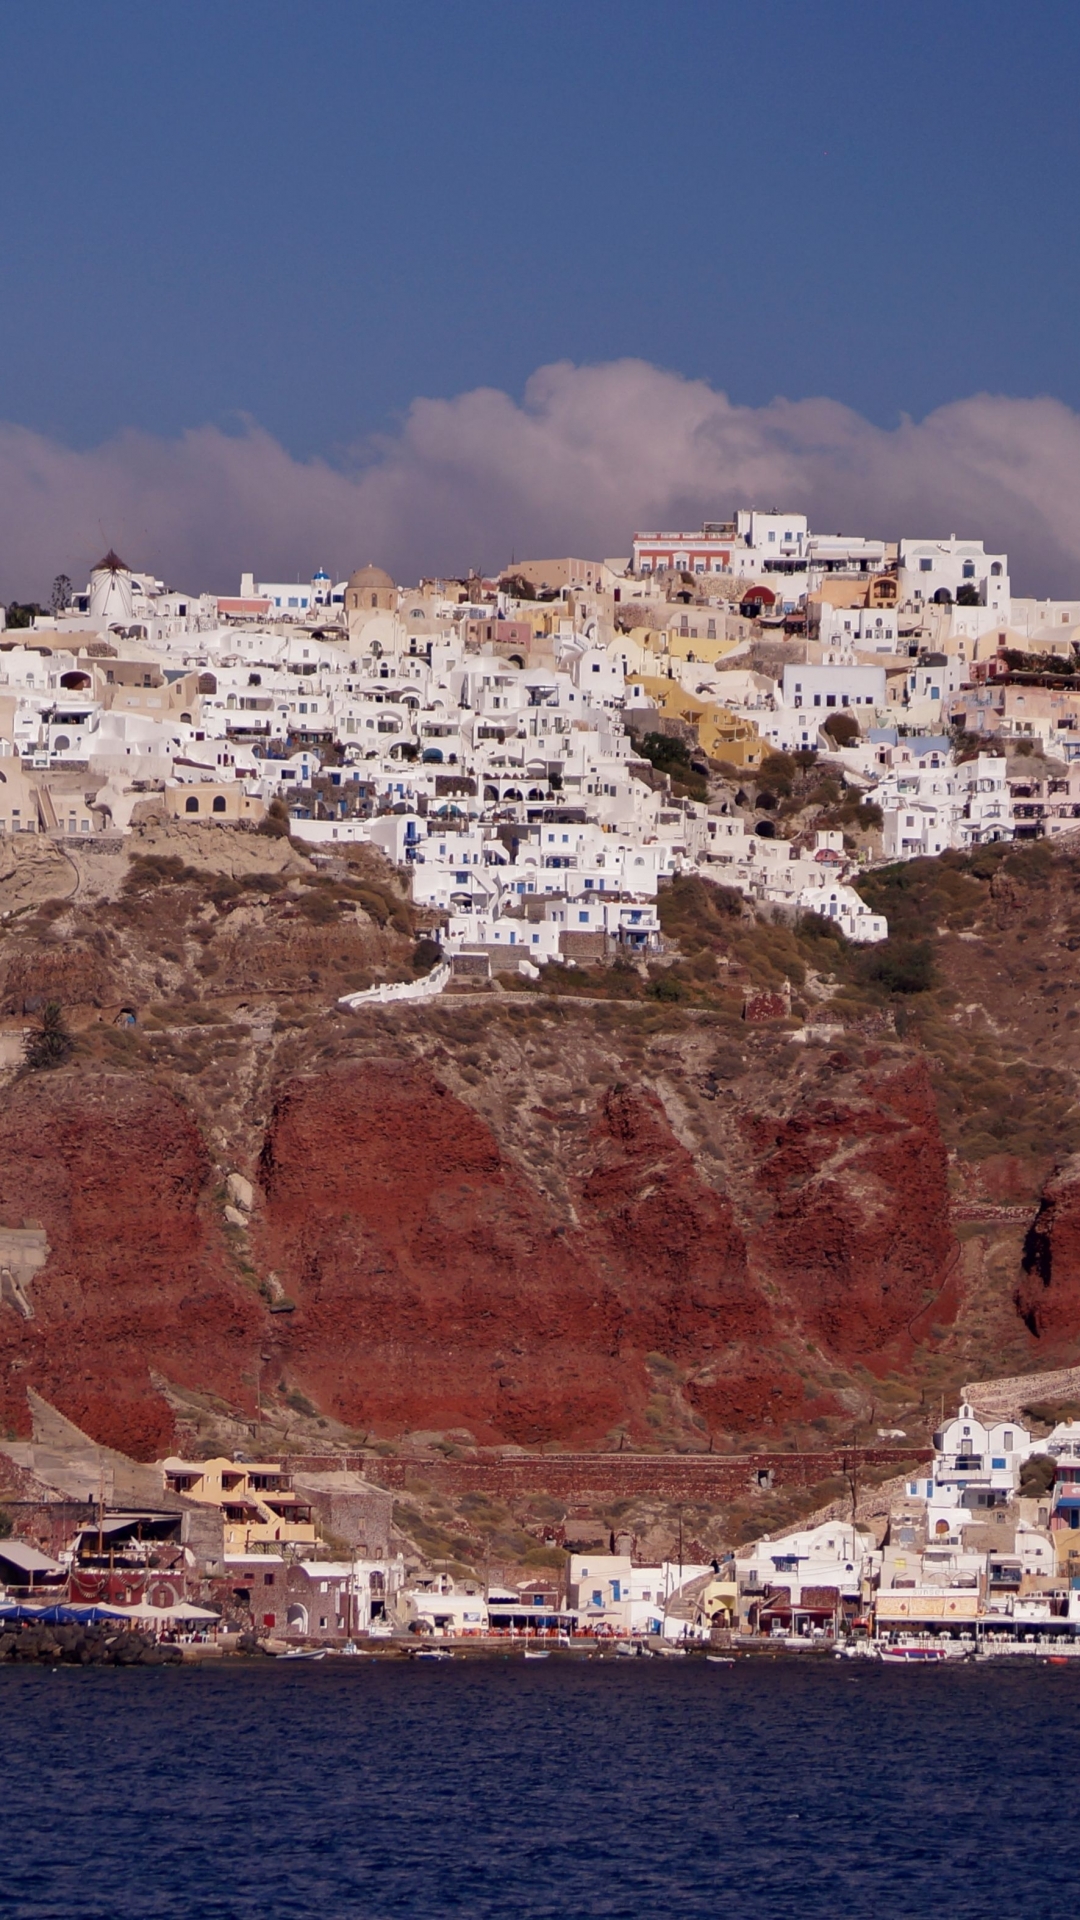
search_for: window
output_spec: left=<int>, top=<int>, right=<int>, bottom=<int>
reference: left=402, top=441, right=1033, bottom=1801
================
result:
left=962, top=561, right=975, bottom=579
left=212, top=795, right=226, bottom=813
left=264, top=1572, right=274, bottom=1586
left=185, top=795, right=199, bottom=812
left=920, top=557, right=933, bottom=572
left=591, top=1590, right=603, bottom=1607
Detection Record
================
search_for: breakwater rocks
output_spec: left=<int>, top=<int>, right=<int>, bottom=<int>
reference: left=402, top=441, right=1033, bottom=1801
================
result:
left=0, top=1623, right=183, bottom=1666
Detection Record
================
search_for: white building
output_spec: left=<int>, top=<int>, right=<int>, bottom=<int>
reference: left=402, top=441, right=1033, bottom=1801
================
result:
left=632, top=512, right=809, bottom=576
left=920, top=1402, right=1035, bottom=1533
left=781, top=663, right=886, bottom=716
left=817, top=604, right=899, bottom=654
left=565, top=1555, right=712, bottom=1636
left=955, top=753, right=1014, bottom=845
left=898, top=538, right=1010, bottom=619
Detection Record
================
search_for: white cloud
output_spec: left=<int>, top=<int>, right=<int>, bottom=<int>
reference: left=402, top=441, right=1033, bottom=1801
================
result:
left=3, top=360, right=1080, bottom=599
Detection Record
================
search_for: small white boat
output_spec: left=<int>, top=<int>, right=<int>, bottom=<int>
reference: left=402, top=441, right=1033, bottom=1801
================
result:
left=706, top=1655, right=734, bottom=1666
left=523, top=1649, right=550, bottom=1661
left=277, top=1648, right=327, bottom=1661
left=879, top=1646, right=949, bottom=1664
left=413, top=1646, right=454, bottom=1661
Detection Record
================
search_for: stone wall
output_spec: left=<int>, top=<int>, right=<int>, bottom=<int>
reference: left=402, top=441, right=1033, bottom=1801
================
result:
left=362, top=1446, right=928, bottom=1504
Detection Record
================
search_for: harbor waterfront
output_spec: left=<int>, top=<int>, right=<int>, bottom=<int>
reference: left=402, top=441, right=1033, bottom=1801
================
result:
left=2, top=1658, right=1078, bottom=1919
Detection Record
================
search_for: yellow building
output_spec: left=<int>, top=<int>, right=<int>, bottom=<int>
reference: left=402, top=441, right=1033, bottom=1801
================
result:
left=634, top=627, right=741, bottom=667
left=627, top=673, right=764, bottom=769
left=164, top=782, right=266, bottom=824
left=696, top=1572, right=739, bottom=1629
left=163, top=1456, right=317, bottom=1554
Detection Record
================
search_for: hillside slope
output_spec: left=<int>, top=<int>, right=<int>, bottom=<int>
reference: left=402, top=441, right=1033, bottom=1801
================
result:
left=0, top=826, right=1078, bottom=1468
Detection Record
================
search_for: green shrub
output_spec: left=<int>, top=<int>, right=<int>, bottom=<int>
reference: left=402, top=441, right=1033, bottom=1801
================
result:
left=24, top=1001, right=74, bottom=1070
left=648, top=971, right=687, bottom=1002
left=859, top=939, right=935, bottom=995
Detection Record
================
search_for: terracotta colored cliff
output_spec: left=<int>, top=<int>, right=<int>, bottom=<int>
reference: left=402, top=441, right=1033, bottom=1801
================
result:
left=1016, top=1156, right=1080, bottom=1343
left=0, top=1072, right=260, bottom=1455
left=255, top=1063, right=797, bottom=1444
left=0, top=1048, right=962, bottom=1456
left=747, top=1060, right=955, bottom=1360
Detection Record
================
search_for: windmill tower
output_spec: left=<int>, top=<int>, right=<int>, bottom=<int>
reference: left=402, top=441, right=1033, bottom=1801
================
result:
left=88, top=549, right=134, bottom=627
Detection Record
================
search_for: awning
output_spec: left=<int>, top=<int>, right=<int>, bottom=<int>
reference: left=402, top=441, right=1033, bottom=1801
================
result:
left=109, top=1602, right=220, bottom=1623
left=0, top=1541, right=65, bottom=1575
left=76, top=1513, right=181, bottom=1539
left=0, top=1603, right=128, bottom=1623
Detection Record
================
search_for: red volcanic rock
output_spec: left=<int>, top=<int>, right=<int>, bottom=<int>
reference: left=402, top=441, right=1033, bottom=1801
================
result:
left=1016, top=1155, right=1080, bottom=1343
left=256, top=1066, right=779, bottom=1445
left=747, top=1061, right=955, bottom=1360
left=256, top=1059, right=622, bottom=1445
left=0, top=1072, right=260, bottom=1455
left=575, top=1087, right=763, bottom=1351
left=0, top=1048, right=959, bottom=1455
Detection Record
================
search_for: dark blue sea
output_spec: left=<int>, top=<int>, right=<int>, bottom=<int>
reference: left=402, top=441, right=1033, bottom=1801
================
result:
left=2, top=1656, right=1075, bottom=1918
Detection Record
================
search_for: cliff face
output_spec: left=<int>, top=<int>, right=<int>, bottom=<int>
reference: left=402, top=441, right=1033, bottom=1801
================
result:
left=256, top=1066, right=778, bottom=1446
left=0, top=1073, right=261, bottom=1455
left=4, top=826, right=1080, bottom=1461
left=0, top=1029, right=959, bottom=1457
left=749, top=1061, right=954, bottom=1358
left=1017, top=1156, right=1080, bottom=1341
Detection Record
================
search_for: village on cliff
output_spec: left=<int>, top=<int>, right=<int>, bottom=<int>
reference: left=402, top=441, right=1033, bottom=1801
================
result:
left=3, top=509, right=1080, bottom=1664
left=3, top=1382, right=1080, bottom=1661
left=6, top=509, right=1080, bottom=985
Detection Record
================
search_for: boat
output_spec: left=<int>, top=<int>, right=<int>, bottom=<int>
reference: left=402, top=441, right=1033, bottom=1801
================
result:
left=277, top=1648, right=327, bottom=1661
left=523, top=1648, right=550, bottom=1661
left=706, top=1655, right=734, bottom=1665
left=413, top=1646, right=454, bottom=1661
left=879, top=1646, right=949, bottom=1664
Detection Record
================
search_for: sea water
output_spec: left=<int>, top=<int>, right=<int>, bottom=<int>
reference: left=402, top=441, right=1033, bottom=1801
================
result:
left=2, top=1657, right=1076, bottom=1918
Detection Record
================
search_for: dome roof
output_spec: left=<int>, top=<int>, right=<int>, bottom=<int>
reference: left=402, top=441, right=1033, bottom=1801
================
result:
left=347, top=563, right=395, bottom=590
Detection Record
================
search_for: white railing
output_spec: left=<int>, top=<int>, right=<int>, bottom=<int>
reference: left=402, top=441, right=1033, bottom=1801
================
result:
left=338, top=960, right=450, bottom=1011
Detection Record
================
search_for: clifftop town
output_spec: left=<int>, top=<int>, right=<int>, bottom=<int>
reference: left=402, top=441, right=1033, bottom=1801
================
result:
left=2, top=515, right=1080, bottom=1617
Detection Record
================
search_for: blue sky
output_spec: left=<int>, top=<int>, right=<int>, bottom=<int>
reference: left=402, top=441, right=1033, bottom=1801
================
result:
left=2, top=0, right=1078, bottom=456
left=3, top=1, right=1080, bottom=596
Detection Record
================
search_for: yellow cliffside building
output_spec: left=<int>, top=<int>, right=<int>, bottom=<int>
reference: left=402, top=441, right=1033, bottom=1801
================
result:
left=163, top=1456, right=317, bottom=1555
left=627, top=674, right=764, bottom=769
